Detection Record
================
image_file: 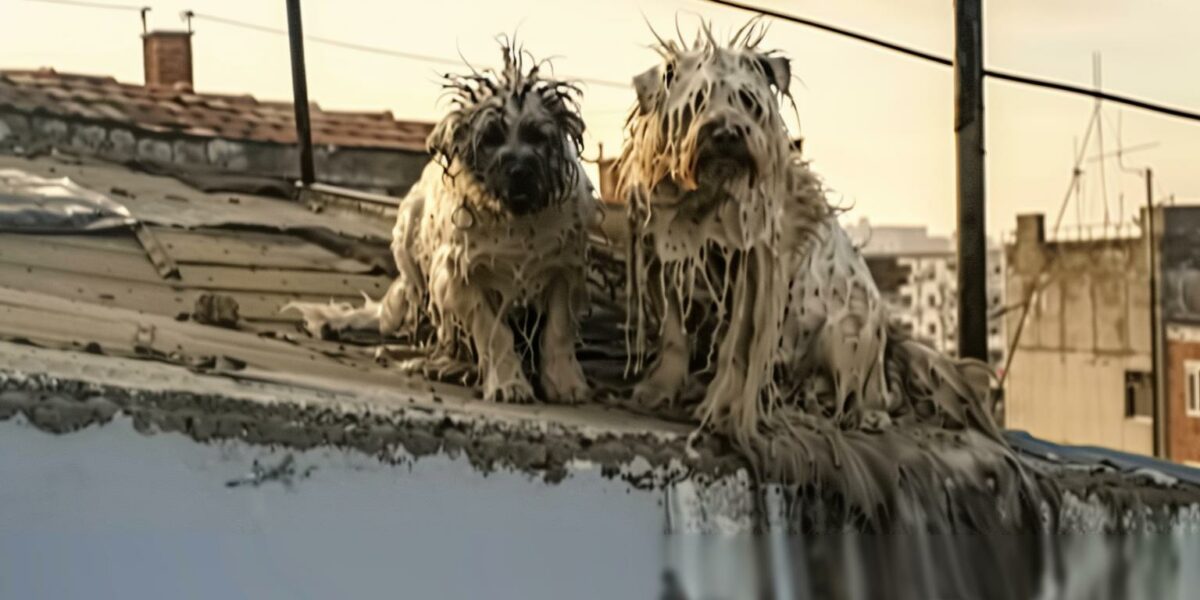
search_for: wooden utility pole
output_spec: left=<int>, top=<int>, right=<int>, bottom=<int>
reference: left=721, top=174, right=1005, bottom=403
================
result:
left=286, top=0, right=316, bottom=186
left=1146, top=168, right=1165, bottom=457
left=955, top=0, right=988, bottom=361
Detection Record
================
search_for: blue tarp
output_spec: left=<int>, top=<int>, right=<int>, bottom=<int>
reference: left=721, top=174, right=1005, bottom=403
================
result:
left=1005, top=430, right=1200, bottom=487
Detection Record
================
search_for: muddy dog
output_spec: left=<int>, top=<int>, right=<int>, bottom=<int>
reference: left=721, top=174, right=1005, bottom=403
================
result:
left=615, top=22, right=999, bottom=446
left=288, top=41, right=594, bottom=404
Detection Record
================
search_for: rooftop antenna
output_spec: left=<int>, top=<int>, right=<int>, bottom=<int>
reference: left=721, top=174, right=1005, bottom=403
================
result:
left=180, top=10, right=194, bottom=33
left=1093, top=52, right=1112, bottom=236
left=139, top=6, right=150, bottom=34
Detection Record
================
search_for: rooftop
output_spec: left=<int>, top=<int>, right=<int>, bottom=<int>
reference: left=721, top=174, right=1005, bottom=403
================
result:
left=0, top=68, right=434, bottom=152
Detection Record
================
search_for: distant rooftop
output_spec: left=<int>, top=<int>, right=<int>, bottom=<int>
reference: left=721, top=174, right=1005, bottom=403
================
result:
left=843, top=217, right=953, bottom=256
left=0, top=67, right=433, bottom=152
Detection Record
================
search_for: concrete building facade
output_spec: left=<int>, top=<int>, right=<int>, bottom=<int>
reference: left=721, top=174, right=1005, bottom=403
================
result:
left=843, top=218, right=1007, bottom=368
left=1004, top=207, right=1200, bottom=462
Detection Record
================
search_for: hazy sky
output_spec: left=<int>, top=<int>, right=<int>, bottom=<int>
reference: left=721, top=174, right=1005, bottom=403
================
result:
left=5, top=0, right=1199, bottom=236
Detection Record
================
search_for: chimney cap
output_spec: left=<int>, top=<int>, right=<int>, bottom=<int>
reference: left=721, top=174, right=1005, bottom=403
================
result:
left=142, top=29, right=193, bottom=38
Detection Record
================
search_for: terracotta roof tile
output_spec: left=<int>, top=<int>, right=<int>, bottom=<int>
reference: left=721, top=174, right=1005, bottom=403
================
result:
left=0, top=68, right=433, bottom=152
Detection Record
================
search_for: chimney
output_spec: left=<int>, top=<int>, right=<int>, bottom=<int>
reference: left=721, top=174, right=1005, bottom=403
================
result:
left=1015, top=213, right=1045, bottom=247
left=1013, top=213, right=1046, bottom=274
left=143, top=30, right=193, bottom=90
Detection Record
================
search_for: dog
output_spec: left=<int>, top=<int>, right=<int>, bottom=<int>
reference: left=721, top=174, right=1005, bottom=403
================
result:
left=288, top=40, right=594, bottom=404
left=615, top=22, right=999, bottom=444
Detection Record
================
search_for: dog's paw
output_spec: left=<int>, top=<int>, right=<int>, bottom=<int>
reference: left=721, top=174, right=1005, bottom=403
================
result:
left=631, top=379, right=681, bottom=411
left=857, top=408, right=893, bottom=433
left=484, top=377, right=535, bottom=404
left=541, top=366, right=589, bottom=405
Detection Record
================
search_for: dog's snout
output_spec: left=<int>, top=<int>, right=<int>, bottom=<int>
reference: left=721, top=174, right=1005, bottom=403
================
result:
left=507, top=162, right=534, bottom=179
left=712, top=124, right=743, bottom=144
left=700, top=116, right=747, bottom=148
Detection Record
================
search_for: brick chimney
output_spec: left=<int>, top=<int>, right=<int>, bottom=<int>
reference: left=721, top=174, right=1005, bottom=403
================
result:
left=1013, top=213, right=1047, bottom=274
left=143, top=31, right=193, bottom=90
left=1015, top=213, right=1045, bottom=247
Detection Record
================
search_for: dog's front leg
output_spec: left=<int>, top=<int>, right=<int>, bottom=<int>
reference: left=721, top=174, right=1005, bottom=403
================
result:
left=632, top=285, right=689, bottom=408
left=461, top=287, right=534, bottom=403
left=539, top=279, right=589, bottom=404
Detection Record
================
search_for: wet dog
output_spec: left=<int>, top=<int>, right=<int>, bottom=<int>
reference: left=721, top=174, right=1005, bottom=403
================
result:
left=288, top=41, right=594, bottom=404
left=616, top=22, right=998, bottom=443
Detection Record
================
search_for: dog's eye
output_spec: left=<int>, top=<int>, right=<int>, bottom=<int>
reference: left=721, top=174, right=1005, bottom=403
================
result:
left=738, top=89, right=762, bottom=119
left=521, top=125, right=548, bottom=145
left=480, top=124, right=506, bottom=147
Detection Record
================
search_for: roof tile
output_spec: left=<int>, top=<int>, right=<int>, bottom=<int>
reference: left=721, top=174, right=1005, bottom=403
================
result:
left=0, top=70, right=432, bottom=152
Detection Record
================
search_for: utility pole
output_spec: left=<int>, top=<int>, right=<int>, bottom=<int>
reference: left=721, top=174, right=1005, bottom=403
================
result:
left=1146, top=168, right=1165, bottom=457
left=954, top=0, right=988, bottom=361
left=285, top=0, right=316, bottom=186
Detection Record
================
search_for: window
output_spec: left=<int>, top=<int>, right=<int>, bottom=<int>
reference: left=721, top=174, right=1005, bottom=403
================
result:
left=1125, top=371, right=1153, bottom=419
left=927, top=294, right=938, bottom=308
left=1188, top=361, right=1200, bottom=418
left=927, top=323, right=937, bottom=336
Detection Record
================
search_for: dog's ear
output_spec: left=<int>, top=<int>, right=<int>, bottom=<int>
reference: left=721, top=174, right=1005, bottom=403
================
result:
left=632, top=65, right=662, bottom=115
left=758, top=55, right=791, bottom=94
left=426, top=114, right=459, bottom=160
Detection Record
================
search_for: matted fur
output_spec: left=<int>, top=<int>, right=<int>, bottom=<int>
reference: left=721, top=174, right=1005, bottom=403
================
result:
left=617, top=21, right=1004, bottom=452
left=287, top=40, right=595, bottom=404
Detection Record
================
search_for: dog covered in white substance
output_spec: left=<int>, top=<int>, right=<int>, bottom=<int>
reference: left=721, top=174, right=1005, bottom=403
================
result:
left=616, top=22, right=1000, bottom=448
left=288, top=40, right=594, bottom=404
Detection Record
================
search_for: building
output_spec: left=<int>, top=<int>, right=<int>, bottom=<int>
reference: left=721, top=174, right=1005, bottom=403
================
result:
left=843, top=218, right=1007, bottom=368
left=1161, top=208, right=1200, bottom=464
left=1004, top=208, right=1200, bottom=464
left=0, top=30, right=434, bottom=195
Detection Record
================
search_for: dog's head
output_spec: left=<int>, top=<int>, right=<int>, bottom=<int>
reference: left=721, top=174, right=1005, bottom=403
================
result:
left=429, top=39, right=585, bottom=216
left=619, top=21, right=792, bottom=197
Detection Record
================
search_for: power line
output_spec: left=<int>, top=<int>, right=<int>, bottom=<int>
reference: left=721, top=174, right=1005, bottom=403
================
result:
left=190, top=12, right=465, bottom=69
left=702, top=0, right=952, bottom=67
left=701, top=0, right=1200, bottom=123
left=189, top=12, right=631, bottom=90
left=18, top=0, right=143, bottom=11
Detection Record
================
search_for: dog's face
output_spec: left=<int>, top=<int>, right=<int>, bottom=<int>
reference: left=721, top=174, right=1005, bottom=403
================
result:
left=429, top=43, right=585, bottom=216
left=621, top=22, right=792, bottom=195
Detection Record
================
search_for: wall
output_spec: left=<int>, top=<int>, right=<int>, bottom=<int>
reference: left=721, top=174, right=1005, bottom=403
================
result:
left=1160, top=206, right=1200, bottom=325
left=1161, top=207, right=1200, bottom=463
left=1166, top=327, right=1200, bottom=464
left=1006, top=349, right=1153, bottom=454
left=0, top=109, right=428, bottom=196
left=1004, top=214, right=1154, bottom=455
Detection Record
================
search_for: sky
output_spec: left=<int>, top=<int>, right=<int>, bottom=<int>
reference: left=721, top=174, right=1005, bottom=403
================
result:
left=4, top=0, right=1199, bottom=237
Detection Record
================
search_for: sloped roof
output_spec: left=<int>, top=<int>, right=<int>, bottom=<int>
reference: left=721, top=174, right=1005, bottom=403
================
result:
left=0, top=68, right=434, bottom=152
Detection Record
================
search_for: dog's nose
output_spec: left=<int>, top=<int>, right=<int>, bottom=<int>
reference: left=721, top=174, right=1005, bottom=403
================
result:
left=711, top=124, right=743, bottom=145
left=507, top=163, right=533, bottom=179
left=702, top=117, right=745, bottom=147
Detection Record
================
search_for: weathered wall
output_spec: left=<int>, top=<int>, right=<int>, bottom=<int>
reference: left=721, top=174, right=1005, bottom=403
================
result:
left=0, top=109, right=429, bottom=195
left=1161, top=207, right=1200, bottom=463
left=1166, top=327, right=1200, bottom=464
left=1004, top=214, right=1154, bottom=455
left=1006, top=349, right=1153, bottom=454
left=1161, top=206, right=1200, bottom=328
